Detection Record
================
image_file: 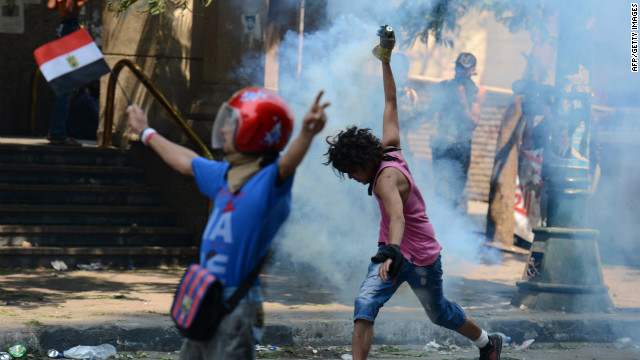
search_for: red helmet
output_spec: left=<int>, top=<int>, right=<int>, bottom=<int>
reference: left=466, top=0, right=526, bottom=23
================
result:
left=211, top=87, right=294, bottom=153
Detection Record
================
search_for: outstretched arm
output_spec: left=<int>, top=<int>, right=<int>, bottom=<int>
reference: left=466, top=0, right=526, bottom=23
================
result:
left=381, top=62, right=400, bottom=149
left=126, top=104, right=198, bottom=176
left=277, top=90, right=330, bottom=182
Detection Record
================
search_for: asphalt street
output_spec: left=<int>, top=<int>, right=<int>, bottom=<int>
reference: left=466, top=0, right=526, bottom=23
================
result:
left=106, top=341, right=640, bottom=359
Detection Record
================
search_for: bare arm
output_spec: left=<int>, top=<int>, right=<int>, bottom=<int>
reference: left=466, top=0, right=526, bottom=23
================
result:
left=126, top=104, right=198, bottom=176
left=277, top=90, right=330, bottom=181
left=374, top=167, right=406, bottom=283
left=381, top=62, right=400, bottom=149
left=458, top=84, right=486, bottom=128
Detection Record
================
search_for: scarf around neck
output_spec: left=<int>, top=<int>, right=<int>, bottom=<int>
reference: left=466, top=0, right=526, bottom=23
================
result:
left=224, top=153, right=263, bottom=193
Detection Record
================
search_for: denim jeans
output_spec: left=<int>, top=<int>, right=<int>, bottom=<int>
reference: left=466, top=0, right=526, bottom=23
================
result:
left=48, top=19, right=81, bottom=141
left=354, top=247, right=466, bottom=331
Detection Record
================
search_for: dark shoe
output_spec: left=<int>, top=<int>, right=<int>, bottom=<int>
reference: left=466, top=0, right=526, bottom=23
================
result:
left=479, top=334, right=502, bottom=360
left=49, top=137, right=82, bottom=147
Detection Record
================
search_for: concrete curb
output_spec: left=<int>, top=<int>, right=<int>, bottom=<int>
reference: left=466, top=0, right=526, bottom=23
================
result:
left=2, top=312, right=639, bottom=352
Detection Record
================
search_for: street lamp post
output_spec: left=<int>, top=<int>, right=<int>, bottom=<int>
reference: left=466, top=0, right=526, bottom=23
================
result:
left=511, top=1, right=613, bottom=313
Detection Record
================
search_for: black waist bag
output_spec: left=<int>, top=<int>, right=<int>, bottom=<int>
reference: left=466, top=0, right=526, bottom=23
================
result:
left=171, top=264, right=226, bottom=341
left=170, top=256, right=266, bottom=341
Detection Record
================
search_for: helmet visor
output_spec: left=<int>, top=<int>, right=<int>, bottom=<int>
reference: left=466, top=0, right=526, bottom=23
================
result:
left=211, top=103, right=240, bottom=150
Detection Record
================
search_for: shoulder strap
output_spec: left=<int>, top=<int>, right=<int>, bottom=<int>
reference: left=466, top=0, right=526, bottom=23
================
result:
left=223, top=254, right=268, bottom=312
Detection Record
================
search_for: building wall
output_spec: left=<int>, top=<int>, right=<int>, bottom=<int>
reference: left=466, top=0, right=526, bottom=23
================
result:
left=98, top=1, right=205, bottom=148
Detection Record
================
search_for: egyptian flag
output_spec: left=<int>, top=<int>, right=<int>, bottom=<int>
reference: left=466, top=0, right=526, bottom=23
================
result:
left=34, top=28, right=110, bottom=96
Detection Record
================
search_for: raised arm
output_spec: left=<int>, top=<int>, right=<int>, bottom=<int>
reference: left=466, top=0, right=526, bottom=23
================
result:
left=372, top=25, right=400, bottom=149
left=126, top=104, right=198, bottom=176
left=277, top=90, right=330, bottom=182
left=381, top=62, right=400, bottom=149
left=457, top=83, right=486, bottom=128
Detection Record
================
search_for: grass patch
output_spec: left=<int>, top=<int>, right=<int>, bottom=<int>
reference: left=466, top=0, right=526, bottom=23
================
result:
left=375, top=345, right=403, bottom=354
left=0, top=310, right=18, bottom=316
left=551, top=342, right=572, bottom=350
left=256, top=352, right=281, bottom=359
left=136, top=310, right=166, bottom=315
left=24, top=319, right=45, bottom=326
left=91, top=312, right=117, bottom=316
left=41, top=314, right=73, bottom=319
left=96, top=294, right=128, bottom=299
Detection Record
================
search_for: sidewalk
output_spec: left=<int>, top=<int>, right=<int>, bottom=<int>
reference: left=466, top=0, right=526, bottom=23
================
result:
left=0, top=252, right=639, bottom=353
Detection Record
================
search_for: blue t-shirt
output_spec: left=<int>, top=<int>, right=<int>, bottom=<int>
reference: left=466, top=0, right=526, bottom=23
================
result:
left=192, top=157, right=293, bottom=288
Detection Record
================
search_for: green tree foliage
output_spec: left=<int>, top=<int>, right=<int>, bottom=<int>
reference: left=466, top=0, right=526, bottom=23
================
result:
left=106, top=0, right=554, bottom=51
left=107, top=0, right=211, bottom=16
left=397, top=0, right=555, bottom=48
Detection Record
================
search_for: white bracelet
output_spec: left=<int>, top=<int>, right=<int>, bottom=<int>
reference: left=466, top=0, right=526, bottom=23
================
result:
left=141, top=128, right=157, bottom=146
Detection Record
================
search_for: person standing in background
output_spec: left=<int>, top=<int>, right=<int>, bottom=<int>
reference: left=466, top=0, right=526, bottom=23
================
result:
left=426, top=52, right=486, bottom=214
left=45, top=0, right=88, bottom=146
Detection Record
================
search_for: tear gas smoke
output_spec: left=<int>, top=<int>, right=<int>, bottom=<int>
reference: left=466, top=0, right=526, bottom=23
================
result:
left=272, top=12, right=492, bottom=304
left=231, top=0, right=640, bottom=307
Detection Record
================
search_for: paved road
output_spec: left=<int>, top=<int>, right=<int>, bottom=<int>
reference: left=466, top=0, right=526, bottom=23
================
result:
left=107, top=341, right=640, bottom=359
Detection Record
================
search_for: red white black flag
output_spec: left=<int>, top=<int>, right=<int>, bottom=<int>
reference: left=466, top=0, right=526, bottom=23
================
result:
left=34, top=28, right=110, bottom=96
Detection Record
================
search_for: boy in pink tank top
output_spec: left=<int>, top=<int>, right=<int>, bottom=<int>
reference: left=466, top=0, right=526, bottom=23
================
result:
left=323, top=25, right=502, bottom=360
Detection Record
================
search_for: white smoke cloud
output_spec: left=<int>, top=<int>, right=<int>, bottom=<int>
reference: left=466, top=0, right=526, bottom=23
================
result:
left=233, top=0, right=640, bottom=305
left=266, top=9, right=490, bottom=301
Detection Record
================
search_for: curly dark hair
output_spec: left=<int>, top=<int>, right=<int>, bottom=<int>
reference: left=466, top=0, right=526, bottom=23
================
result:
left=323, top=126, right=384, bottom=178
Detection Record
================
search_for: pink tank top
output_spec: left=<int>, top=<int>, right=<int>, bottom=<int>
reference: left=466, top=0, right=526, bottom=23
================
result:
left=372, top=151, right=442, bottom=266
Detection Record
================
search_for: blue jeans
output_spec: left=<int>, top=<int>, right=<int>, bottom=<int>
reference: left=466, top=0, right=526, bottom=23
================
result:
left=49, top=19, right=81, bottom=141
left=354, top=248, right=466, bottom=331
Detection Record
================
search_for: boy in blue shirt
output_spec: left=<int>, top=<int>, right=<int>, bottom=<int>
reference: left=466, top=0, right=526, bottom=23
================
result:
left=126, top=88, right=330, bottom=360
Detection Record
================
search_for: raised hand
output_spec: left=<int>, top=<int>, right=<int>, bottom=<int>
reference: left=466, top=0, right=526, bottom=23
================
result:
left=126, top=104, right=149, bottom=135
left=372, top=24, right=395, bottom=63
left=302, top=90, right=331, bottom=135
left=377, top=25, right=395, bottom=50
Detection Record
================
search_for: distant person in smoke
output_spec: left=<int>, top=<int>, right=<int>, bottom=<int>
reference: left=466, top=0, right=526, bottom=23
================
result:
left=486, top=58, right=554, bottom=249
left=425, top=52, right=486, bottom=214
left=323, top=25, right=502, bottom=360
left=127, top=88, right=330, bottom=360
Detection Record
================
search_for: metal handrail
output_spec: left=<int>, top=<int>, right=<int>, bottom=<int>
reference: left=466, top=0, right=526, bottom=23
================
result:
left=102, top=59, right=213, bottom=159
